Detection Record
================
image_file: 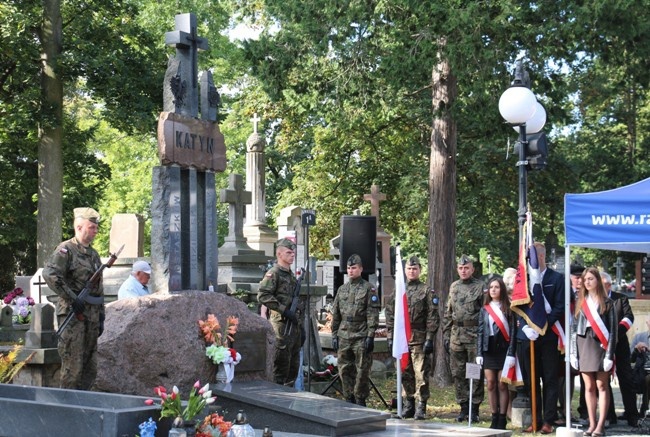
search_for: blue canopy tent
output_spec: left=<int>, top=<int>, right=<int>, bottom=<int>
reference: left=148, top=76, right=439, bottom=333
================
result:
left=561, top=177, right=650, bottom=429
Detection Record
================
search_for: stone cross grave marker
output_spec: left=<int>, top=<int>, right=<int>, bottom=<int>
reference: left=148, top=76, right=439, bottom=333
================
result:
left=363, top=184, right=386, bottom=227
left=220, top=173, right=253, bottom=254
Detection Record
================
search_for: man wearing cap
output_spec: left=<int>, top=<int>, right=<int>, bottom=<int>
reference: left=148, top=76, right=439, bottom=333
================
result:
left=118, top=261, right=152, bottom=300
left=257, top=238, right=305, bottom=386
left=43, top=207, right=104, bottom=390
left=386, top=255, right=440, bottom=419
left=331, top=254, right=381, bottom=406
left=443, top=254, right=485, bottom=422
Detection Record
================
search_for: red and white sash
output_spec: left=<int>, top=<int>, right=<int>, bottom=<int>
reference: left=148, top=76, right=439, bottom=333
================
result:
left=484, top=303, right=510, bottom=342
left=543, top=294, right=566, bottom=353
left=582, top=296, right=609, bottom=350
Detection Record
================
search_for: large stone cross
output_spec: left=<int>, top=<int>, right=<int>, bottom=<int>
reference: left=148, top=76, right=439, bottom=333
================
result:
left=220, top=174, right=252, bottom=243
left=251, top=113, right=261, bottom=134
left=364, top=184, right=386, bottom=226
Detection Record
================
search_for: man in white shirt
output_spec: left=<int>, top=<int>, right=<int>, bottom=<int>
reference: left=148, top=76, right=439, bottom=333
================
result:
left=117, top=261, right=151, bottom=299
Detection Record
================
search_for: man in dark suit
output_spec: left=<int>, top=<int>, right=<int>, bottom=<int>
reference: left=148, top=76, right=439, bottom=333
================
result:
left=601, top=272, right=639, bottom=428
left=517, top=242, right=565, bottom=434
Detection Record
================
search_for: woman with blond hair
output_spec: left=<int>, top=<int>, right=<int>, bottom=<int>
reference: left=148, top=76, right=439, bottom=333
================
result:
left=570, top=267, right=617, bottom=437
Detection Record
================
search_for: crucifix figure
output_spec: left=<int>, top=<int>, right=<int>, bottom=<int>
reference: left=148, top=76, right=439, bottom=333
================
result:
left=364, top=184, right=386, bottom=227
left=165, top=13, right=209, bottom=118
left=220, top=173, right=252, bottom=245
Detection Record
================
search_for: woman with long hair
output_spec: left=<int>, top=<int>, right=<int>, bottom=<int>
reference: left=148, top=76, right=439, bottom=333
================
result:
left=477, top=277, right=516, bottom=429
left=570, top=267, right=617, bottom=437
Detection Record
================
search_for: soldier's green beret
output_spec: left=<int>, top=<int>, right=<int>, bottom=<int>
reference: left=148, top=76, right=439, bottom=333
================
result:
left=407, top=256, right=421, bottom=267
left=277, top=238, right=296, bottom=250
left=457, top=254, right=473, bottom=265
left=74, top=207, right=100, bottom=224
left=347, top=254, right=363, bottom=266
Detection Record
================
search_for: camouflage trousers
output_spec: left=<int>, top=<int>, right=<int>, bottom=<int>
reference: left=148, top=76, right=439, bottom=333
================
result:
left=402, top=343, right=431, bottom=402
left=57, top=315, right=99, bottom=390
left=450, top=341, right=484, bottom=405
left=337, top=337, right=373, bottom=400
left=271, top=320, right=303, bottom=386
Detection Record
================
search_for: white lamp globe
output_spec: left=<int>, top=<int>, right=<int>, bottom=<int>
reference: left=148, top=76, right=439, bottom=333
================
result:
left=513, top=102, right=547, bottom=134
left=499, top=86, right=537, bottom=125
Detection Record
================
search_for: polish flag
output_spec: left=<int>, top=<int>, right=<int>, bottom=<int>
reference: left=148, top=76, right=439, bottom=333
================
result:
left=393, top=246, right=411, bottom=371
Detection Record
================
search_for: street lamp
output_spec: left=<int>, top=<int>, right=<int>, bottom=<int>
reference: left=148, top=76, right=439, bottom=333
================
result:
left=498, top=60, right=547, bottom=239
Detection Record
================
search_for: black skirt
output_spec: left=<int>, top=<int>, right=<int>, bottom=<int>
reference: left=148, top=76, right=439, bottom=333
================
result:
left=484, top=335, right=508, bottom=370
left=577, top=328, right=607, bottom=372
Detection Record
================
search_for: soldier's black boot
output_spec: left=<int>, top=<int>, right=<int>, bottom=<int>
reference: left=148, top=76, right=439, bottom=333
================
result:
left=456, top=402, right=469, bottom=422
left=489, top=413, right=498, bottom=429
left=471, top=404, right=480, bottom=423
left=356, top=398, right=366, bottom=407
left=346, top=395, right=356, bottom=404
left=414, top=401, right=426, bottom=420
left=402, top=397, right=415, bottom=418
left=497, top=413, right=507, bottom=429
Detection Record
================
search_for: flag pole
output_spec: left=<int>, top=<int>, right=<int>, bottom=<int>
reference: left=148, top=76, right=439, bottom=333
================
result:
left=396, top=357, right=403, bottom=417
left=530, top=340, right=537, bottom=431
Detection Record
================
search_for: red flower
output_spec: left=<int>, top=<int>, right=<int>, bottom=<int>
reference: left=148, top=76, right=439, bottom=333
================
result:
left=144, top=399, right=154, bottom=405
left=229, top=348, right=237, bottom=360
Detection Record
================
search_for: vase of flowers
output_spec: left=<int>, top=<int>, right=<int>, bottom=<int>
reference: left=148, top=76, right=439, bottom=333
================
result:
left=148, top=380, right=216, bottom=432
left=3, top=288, right=35, bottom=325
left=199, top=314, right=241, bottom=383
left=196, top=412, right=234, bottom=437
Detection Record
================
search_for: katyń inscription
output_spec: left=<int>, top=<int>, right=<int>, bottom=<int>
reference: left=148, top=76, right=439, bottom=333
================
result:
left=158, top=111, right=226, bottom=172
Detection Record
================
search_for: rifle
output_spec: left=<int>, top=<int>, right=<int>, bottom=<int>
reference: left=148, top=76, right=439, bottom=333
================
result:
left=56, top=244, right=124, bottom=337
left=283, top=268, right=305, bottom=336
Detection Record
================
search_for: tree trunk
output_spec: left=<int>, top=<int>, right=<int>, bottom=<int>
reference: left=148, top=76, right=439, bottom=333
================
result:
left=37, top=0, right=64, bottom=267
left=428, top=40, right=457, bottom=387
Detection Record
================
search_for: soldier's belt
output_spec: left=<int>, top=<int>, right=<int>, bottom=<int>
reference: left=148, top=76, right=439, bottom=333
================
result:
left=345, top=316, right=366, bottom=322
left=410, top=323, right=426, bottom=329
left=454, top=320, right=478, bottom=327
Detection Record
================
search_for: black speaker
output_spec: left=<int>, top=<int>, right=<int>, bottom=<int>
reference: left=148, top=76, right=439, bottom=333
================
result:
left=339, top=215, right=377, bottom=273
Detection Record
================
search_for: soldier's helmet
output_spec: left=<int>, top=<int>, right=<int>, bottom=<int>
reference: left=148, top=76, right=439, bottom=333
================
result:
left=407, top=256, right=421, bottom=267
left=276, top=238, right=296, bottom=251
left=347, top=254, right=363, bottom=266
left=457, top=254, right=473, bottom=265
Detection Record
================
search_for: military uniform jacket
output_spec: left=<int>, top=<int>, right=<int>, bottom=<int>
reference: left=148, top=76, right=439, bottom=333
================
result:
left=257, top=264, right=303, bottom=327
left=331, top=277, right=380, bottom=340
left=443, top=277, right=484, bottom=344
left=386, top=279, right=440, bottom=344
left=42, top=237, right=104, bottom=321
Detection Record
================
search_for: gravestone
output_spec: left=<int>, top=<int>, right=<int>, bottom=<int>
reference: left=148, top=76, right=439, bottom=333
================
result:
left=217, top=173, right=269, bottom=294
left=29, top=270, right=51, bottom=304
left=152, top=12, right=226, bottom=293
left=364, top=184, right=393, bottom=307
left=109, top=213, right=144, bottom=257
left=243, top=113, right=277, bottom=256
left=12, top=303, right=61, bottom=387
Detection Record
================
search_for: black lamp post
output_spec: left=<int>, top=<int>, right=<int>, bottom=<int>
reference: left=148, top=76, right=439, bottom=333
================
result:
left=499, top=60, right=547, bottom=241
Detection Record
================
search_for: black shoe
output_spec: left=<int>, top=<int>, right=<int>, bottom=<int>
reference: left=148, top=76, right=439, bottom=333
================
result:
left=457, top=403, right=469, bottom=422
left=346, top=395, right=356, bottom=404
left=356, top=398, right=366, bottom=407
left=414, top=402, right=426, bottom=420
left=402, top=397, right=415, bottom=419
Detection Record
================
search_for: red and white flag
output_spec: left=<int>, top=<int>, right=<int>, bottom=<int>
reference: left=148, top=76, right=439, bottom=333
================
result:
left=392, top=246, right=411, bottom=371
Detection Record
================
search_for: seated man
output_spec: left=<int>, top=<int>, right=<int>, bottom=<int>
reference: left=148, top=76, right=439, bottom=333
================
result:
left=630, top=317, right=650, bottom=417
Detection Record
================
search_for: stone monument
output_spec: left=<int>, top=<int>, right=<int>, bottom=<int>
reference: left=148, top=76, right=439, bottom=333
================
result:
left=364, top=184, right=393, bottom=307
left=217, top=173, right=269, bottom=294
left=243, top=113, right=277, bottom=256
left=151, top=12, right=226, bottom=293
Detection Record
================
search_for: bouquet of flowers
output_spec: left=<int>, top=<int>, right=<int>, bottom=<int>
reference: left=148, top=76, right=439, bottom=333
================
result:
left=196, top=412, right=233, bottom=437
left=199, top=314, right=241, bottom=383
left=3, top=288, right=35, bottom=324
left=147, top=380, right=216, bottom=428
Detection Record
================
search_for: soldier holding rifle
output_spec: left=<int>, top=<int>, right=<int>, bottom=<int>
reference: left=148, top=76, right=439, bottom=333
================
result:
left=43, top=207, right=105, bottom=390
left=257, top=238, right=306, bottom=386
left=331, top=254, right=381, bottom=406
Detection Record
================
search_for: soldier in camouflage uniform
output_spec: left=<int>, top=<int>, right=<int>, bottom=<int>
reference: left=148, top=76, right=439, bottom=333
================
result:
left=386, top=255, right=440, bottom=419
left=43, top=207, right=105, bottom=390
left=443, top=254, right=485, bottom=422
left=257, top=238, right=305, bottom=386
left=331, top=254, right=381, bottom=406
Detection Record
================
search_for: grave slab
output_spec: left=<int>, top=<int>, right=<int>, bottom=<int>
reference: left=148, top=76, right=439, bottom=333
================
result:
left=0, top=383, right=167, bottom=437
left=212, top=380, right=390, bottom=436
